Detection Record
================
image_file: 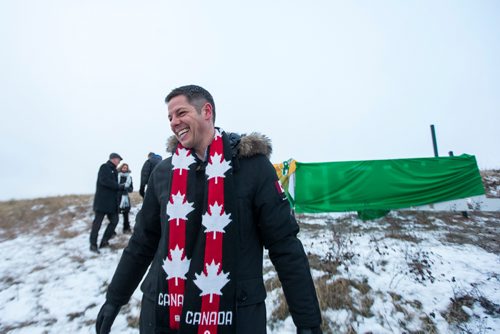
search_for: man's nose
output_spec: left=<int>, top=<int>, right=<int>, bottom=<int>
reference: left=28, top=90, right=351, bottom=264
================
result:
left=170, top=115, right=179, bottom=126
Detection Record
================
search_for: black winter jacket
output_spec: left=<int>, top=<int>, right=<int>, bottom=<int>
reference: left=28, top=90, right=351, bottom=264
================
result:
left=106, top=132, right=321, bottom=331
left=140, top=154, right=162, bottom=192
left=93, top=160, right=121, bottom=214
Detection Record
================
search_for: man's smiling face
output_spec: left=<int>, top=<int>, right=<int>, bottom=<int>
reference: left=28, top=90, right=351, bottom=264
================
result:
left=168, top=95, right=213, bottom=157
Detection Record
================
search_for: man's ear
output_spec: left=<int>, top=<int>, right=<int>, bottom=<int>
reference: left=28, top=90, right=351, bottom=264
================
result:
left=202, top=102, right=213, bottom=121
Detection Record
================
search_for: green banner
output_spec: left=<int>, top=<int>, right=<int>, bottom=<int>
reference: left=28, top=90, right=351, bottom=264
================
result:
left=294, top=154, right=485, bottom=214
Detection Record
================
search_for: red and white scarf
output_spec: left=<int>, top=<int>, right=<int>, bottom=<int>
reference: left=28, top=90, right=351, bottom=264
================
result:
left=160, top=129, right=237, bottom=334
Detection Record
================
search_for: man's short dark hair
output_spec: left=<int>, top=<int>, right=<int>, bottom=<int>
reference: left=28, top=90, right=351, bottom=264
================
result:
left=165, top=85, right=216, bottom=123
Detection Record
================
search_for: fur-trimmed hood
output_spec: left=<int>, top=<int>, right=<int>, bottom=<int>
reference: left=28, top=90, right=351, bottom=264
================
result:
left=166, top=131, right=272, bottom=159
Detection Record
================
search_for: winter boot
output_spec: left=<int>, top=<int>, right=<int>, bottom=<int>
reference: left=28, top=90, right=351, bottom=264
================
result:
left=90, top=244, right=100, bottom=254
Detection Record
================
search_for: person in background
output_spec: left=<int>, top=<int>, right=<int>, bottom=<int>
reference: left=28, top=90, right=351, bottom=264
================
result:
left=96, top=85, right=322, bottom=333
left=139, top=152, right=162, bottom=198
left=90, top=153, right=125, bottom=254
left=117, top=163, right=134, bottom=234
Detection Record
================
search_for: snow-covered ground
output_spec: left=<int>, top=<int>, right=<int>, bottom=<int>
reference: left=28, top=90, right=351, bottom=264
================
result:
left=0, top=195, right=499, bottom=333
left=294, top=211, right=500, bottom=333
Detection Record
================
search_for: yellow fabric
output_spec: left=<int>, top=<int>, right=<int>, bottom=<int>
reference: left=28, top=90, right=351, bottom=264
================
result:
left=273, top=159, right=296, bottom=199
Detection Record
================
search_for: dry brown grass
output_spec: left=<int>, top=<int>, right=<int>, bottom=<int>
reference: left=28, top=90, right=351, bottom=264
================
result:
left=1, top=320, right=40, bottom=332
left=122, top=299, right=142, bottom=328
left=385, top=231, right=421, bottom=243
left=441, top=285, right=500, bottom=332
left=67, top=302, right=98, bottom=322
left=434, top=211, right=500, bottom=254
left=294, top=205, right=500, bottom=332
left=389, top=292, right=438, bottom=333
left=266, top=270, right=375, bottom=332
left=441, top=294, right=475, bottom=324
left=481, top=169, right=500, bottom=198
left=2, top=182, right=499, bottom=332
left=264, top=275, right=282, bottom=292
left=0, top=192, right=144, bottom=243
left=271, top=293, right=289, bottom=321
left=301, top=209, right=500, bottom=255
left=308, top=253, right=341, bottom=275
left=315, top=276, right=373, bottom=317
left=0, top=194, right=94, bottom=240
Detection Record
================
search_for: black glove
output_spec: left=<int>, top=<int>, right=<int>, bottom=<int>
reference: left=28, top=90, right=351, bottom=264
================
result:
left=96, top=302, right=121, bottom=334
left=297, top=327, right=322, bottom=334
left=139, top=186, right=145, bottom=198
left=119, top=184, right=125, bottom=191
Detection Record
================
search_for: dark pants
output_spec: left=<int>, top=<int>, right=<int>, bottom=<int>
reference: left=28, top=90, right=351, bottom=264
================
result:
left=139, top=295, right=267, bottom=334
left=121, top=209, right=131, bottom=231
left=89, top=211, right=118, bottom=247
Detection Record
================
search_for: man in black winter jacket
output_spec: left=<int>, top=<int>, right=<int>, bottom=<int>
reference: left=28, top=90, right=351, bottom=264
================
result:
left=139, top=152, right=162, bottom=198
left=96, top=86, right=322, bottom=333
left=90, top=153, right=125, bottom=253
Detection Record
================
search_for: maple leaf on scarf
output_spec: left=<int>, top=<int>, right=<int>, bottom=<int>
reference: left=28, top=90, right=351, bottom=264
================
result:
left=162, top=245, right=191, bottom=286
left=202, top=202, right=231, bottom=239
left=194, top=260, right=230, bottom=303
left=214, top=129, right=222, bottom=140
left=173, top=148, right=195, bottom=175
left=167, top=191, right=194, bottom=226
left=206, top=153, right=231, bottom=184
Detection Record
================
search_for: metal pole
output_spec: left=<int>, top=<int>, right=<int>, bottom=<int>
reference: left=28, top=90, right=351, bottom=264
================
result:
left=430, top=124, right=439, bottom=157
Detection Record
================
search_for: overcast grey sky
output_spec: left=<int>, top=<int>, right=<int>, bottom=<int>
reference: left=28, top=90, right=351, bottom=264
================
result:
left=1, top=0, right=499, bottom=201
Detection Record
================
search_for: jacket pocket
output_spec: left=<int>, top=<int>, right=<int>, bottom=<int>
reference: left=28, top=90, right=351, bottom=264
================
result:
left=236, top=277, right=267, bottom=306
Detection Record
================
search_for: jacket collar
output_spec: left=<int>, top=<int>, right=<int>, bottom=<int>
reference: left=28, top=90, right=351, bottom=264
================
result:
left=166, top=131, right=272, bottom=159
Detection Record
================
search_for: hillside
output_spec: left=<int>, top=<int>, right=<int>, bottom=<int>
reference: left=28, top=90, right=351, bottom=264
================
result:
left=0, top=171, right=499, bottom=333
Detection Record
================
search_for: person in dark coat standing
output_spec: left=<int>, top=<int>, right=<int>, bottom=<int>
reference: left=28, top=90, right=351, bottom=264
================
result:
left=96, top=85, right=322, bottom=333
left=139, top=152, right=162, bottom=198
left=117, top=162, right=134, bottom=233
left=90, top=153, right=125, bottom=253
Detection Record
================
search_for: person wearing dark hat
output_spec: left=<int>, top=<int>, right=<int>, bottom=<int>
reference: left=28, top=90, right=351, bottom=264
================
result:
left=139, top=152, right=162, bottom=198
left=90, top=152, right=126, bottom=253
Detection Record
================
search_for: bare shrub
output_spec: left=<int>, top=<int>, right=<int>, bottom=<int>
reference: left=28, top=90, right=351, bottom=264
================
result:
left=329, top=226, right=355, bottom=264
left=306, top=276, right=375, bottom=332
left=405, top=248, right=435, bottom=283
left=308, top=253, right=340, bottom=275
left=419, top=314, right=439, bottom=334
left=440, top=284, right=500, bottom=334
left=441, top=294, right=474, bottom=324
left=315, top=276, right=373, bottom=317
left=389, top=292, right=438, bottom=333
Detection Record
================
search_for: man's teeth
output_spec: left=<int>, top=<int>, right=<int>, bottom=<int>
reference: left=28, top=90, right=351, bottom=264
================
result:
left=178, top=129, right=188, bottom=136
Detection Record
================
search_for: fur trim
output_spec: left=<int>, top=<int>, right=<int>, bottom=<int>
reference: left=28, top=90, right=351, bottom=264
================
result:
left=166, top=135, right=178, bottom=153
left=238, top=132, right=272, bottom=159
left=165, top=131, right=272, bottom=159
